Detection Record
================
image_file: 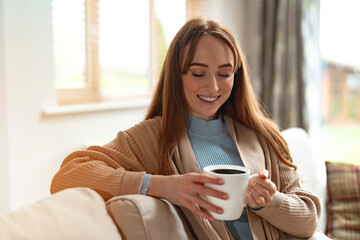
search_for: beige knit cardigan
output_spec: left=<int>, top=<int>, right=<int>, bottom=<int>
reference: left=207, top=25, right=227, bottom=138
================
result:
left=51, top=116, right=321, bottom=239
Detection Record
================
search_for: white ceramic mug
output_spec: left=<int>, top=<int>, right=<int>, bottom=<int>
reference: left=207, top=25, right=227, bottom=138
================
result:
left=203, top=165, right=259, bottom=221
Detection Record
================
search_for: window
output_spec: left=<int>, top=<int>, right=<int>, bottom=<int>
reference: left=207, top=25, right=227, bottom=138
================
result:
left=319, top=0, right=360, bottom=164
left=52, top=0, right=204, bottom=105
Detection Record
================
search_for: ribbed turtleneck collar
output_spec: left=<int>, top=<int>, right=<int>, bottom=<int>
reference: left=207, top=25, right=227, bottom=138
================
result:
left=186, top=114, right=227, bottom=137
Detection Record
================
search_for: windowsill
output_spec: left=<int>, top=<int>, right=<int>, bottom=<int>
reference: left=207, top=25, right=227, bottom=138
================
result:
left=42, top=98, right=151, bottom=117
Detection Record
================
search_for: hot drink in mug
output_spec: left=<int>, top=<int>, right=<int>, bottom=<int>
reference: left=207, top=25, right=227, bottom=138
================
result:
left=203, top=165, right=258, bottom=220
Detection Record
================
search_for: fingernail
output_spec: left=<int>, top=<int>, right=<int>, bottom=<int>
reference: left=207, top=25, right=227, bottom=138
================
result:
left=223, top=194, right=229, bottom=199
left=217, top=208, right=223, bottom=214
left=260, top=170, right=268, bottom=179
left=218, top=179, right=224, bottom=184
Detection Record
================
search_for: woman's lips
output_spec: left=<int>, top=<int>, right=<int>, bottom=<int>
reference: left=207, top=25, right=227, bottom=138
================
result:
left=197, top=95, right=220, bottom=102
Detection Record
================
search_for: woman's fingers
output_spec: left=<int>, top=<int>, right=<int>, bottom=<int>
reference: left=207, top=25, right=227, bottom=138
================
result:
left=191, top=181, right=228, bottom=199
left=252, top=180, right=276, bottom=200
left=248, top=188, right=266, bottom=207
left=257, top=179, right=277, bottom=195
left=188, top=191, right=224, bottom=214
left=153, top=173, right=229, bottom=221
left=191, top=173, right=224, bottom=185
left=186, top=200, right=215, bottom=221
left=184, top=174, right=228, bottom=217
left=258, top=169, right=269, bottom=179
left=247, top=171, right=277, bottom=208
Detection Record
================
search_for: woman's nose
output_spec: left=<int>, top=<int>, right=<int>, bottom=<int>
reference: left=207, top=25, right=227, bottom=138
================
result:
left=206, top=75, right=219, bottom=92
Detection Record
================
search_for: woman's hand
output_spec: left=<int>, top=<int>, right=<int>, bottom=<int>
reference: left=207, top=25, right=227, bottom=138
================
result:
left=246, top=169, right=277, bottom=208
left=147, top=173, right=228, bottom=221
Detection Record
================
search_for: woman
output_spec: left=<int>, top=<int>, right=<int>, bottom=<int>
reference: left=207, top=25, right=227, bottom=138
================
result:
left=51, top=18, right=321, bottom=239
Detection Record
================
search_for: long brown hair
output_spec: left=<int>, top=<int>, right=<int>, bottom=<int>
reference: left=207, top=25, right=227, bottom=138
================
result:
left=146, top=18, right=296, bottom=175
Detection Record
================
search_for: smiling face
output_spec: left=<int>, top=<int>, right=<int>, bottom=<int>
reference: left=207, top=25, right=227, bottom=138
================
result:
left=182, top=35, right=235, bottom=121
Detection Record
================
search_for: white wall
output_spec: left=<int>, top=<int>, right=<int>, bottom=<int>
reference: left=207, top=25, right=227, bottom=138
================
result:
left=0, top=0, right=10, bottom=214
left=0, top=0, right=147, bottom=213
left=205, top=0, right=243, bottom=42
left=204, top=0, right=262, bottom=89
left=0, top=0, right=247, bottom=214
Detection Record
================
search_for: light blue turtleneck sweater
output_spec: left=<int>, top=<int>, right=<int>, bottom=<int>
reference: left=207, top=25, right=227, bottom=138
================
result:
left=141, top=114, right=254, bottom=239
left=186, top=114, right=253, bottom=240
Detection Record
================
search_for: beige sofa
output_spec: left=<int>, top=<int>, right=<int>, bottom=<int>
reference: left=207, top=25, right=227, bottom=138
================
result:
left=0, top=129, right=331, bottom=239
left=0, top=187, right=194, bottom=240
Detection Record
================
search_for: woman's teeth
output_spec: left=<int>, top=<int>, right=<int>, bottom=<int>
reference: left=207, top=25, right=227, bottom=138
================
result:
left=198, top=95, right=218, bottom=102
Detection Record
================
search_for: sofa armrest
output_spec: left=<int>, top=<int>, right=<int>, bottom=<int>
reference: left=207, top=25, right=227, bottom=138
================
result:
left=106, top=195, right=194, bottom=240
left=0, top=187, right=122, bottom=240
left=281, top=128, right=328, bottom=233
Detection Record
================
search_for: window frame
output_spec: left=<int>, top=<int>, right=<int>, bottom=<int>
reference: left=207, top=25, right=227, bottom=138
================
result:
left=55, top=0, right=204, bottom=105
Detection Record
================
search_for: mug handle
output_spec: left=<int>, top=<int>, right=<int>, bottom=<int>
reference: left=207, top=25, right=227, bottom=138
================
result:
left=249, top=173, right=259, bottom=180
left=243, top=173, right=260, bottom=206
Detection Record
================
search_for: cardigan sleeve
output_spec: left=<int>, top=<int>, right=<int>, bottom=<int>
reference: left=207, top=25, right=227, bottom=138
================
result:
left=252, top=157, right=321, bottom=238
left=50, top=117, right=161, bottom=201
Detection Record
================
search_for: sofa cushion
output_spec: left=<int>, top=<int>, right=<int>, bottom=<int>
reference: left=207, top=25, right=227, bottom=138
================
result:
left=326, top=161, right=360, bottom=239
left=106, top=195, right=194, bottom=240
left=0, top=187, right=122, bottom=240
left=281, top=127, right=328, bottom=232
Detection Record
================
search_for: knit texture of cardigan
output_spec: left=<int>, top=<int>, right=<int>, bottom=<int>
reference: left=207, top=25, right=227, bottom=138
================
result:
left=51, top=115, right=321, bottom=240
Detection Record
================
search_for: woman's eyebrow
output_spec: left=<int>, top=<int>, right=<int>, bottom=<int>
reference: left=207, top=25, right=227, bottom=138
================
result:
left=218, top=63, right=233, bottom=68
left=189, top=62, right=233, bottom=68
left=189, top=62, right=208, bottom=68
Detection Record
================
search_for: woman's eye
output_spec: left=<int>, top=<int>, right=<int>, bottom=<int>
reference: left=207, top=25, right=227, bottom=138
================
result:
left=219, top=73, right=230, bottom=78
left=192, top=73, right=205, bottom=78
